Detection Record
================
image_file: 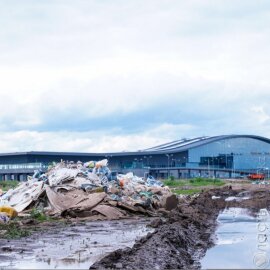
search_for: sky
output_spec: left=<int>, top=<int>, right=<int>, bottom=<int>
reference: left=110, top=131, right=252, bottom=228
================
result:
left=0, top=0, right=270, bottom=153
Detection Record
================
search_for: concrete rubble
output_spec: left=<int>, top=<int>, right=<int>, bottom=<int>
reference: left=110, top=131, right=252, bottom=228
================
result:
left=0, top=159, right=177, bottom=221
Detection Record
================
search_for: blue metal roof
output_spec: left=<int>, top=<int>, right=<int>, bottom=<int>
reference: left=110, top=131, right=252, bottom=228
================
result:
left=143, top=136, right=209, bottom=151
left=141, top=135, right=270, bottom=154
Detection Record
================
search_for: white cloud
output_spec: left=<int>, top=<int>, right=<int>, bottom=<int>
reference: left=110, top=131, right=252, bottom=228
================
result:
left=249, top=106, right=270, bottom=125
left=0, top=123, right=197, bottom=153
left=0, top=1, right=269, bottom=151
left=1, top=119, right=269, bottom=154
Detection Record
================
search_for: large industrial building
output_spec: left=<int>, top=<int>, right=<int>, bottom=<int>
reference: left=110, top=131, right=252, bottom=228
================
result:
left=0, top=135, right=270, bottom=181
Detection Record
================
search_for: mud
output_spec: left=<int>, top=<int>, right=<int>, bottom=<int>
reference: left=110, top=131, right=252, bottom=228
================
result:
left=90, top=187, right=270, bottom=270
left=2, top=186, right=270, bottom=269
left=0, top=218, right=154, bottom=269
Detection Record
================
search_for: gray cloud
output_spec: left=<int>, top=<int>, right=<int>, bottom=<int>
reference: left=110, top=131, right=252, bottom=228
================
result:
left=0, top=0, right=269, bottom=151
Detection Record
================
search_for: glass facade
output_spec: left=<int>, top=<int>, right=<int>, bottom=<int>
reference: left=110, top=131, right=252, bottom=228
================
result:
left=0, top=163, right=47, bottom=170
left=0, top=136, right=270, bottom=181
left=189, top=138, right=270, bottom=171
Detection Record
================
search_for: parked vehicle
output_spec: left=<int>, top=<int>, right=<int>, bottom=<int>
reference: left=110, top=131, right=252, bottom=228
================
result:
left=247, top=173, right=265, bottom=180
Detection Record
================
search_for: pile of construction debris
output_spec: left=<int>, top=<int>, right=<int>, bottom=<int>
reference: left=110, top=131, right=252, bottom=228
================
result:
left=0, top=160, right=177, bottom=222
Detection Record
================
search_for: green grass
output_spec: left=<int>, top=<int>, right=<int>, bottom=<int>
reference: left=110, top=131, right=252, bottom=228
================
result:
left=30, top=208, right=53, bottom=222
left=163, top=177, right=225, bottom=197
left=0, top=222, right=31, bottom=239
left=0, top=209, right=55, bottom=239
left=0, top=180, right=19, bottom=191
left=163, top=179, right=186, bottom=187
left=173, top=189, right=201, bottom=195
left=163, top=177, right=225, bottom=187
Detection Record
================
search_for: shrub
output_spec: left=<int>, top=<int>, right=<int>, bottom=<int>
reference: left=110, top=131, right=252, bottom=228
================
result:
left=0, top=180, right=19, bottom=191
left=30, top=208, right=48, bottom=222
left=0, top=222, right=31, bottom=239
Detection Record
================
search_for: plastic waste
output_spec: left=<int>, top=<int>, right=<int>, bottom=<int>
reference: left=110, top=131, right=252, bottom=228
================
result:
left=33, top=169, right=42, bottom=179
left=93, top=166, right=110, bottom=176
left=81, top=183, right=99, bottom=191
left=119, top=179, right=125, bottom=188
left=146, top=176, right=163, bottom=187
left=87, top=187, right=104, bottom=194
left=109, top=194, right=121, bottom=201
left=139, top=191, right=153, bottom=198
left=95, top=159, right=108, bottom=168
left=2, top=158, right=175, bottom=216
left=39, top=174, right=48, bottom=182
left=48, top=168, right=80, bottom=186
left=135, top=198, right=152, bottom=208
left=0, top=212, right=9, bottom=224
left=0, top=198, right=10, bottom=206
left=81, top=184, right=105, bottom=193
left=0, top=206, right=18, bottom=218
left=84, top=161, right=96, bottom=169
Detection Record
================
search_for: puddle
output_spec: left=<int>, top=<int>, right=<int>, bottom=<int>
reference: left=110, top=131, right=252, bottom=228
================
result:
left=225, top=196, right=250, bottom=202
left=0, top=218, right=154, bottom=269
left=201, top=208, right=270, bottom=269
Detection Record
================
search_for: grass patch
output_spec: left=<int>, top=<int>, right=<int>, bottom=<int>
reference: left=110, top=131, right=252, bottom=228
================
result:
left=163, top=179, right=186, bottom=187
left=0, top=180, right=19, bottom=191
left=190, top=178, right=225, bottom=186
left=30, top=208, right=53, bottom=222
left=173, top=189, right=201, bottom=195
left=0, top=222, right=31, bottom=239
left=163, top=177, right=225, bottom=187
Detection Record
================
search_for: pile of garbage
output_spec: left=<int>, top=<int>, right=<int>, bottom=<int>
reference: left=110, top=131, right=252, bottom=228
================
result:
left=0, top=159, right=177, bottom=223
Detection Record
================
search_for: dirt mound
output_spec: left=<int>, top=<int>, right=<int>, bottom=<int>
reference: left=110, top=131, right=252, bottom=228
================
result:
left=227, top=189, right=270, bottom=212
left=90, top=186, right=270, bottom=270
left=90, top=187, right=235, bottom=269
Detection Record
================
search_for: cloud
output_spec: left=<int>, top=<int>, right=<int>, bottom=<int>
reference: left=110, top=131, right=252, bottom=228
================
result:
left=0, top=0, right=269, bottom=151
left=0, top=123, right=196, bottom=152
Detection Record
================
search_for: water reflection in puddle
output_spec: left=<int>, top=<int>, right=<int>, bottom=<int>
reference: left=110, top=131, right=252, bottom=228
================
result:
left=0, top=219, right=154, bottom=269
left=201, top=208, right=270, bottom=269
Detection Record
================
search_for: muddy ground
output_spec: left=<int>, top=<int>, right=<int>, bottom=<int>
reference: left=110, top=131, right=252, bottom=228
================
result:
left=0, top=218, right=154, bottom=269
left=1, top=185, right=270, bottom=269
left=90, top=186, right=270, bottom=270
